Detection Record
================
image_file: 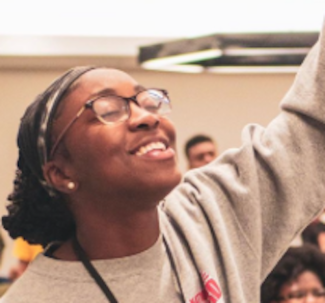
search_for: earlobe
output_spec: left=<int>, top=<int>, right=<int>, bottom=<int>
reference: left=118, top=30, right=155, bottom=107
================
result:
left=67, top=181, right=76, bottom=190
left=42, top=161, right=77, bottom=194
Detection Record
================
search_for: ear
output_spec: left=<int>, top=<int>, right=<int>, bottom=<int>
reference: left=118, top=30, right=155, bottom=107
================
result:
left=42, top=161, right=78, bottom=194
left=318, top=232, right=325, bottom=253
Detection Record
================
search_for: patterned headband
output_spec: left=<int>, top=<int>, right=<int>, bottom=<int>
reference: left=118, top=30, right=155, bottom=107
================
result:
left=18, top=66, right=97, bottom=195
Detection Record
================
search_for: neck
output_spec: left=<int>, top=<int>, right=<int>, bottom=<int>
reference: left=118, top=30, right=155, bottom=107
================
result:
left=54, top=203, right=160, bottom=261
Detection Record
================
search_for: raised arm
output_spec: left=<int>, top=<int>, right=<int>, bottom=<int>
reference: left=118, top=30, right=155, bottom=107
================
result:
left=164, top=19, right=325, bottom=281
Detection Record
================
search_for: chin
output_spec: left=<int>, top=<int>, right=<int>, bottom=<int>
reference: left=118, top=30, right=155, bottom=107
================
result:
left=156, top=169, right=182, bottom=199
left=141, top=168, right=182, bottom=201
left=165, top=171, right=182, bottom=190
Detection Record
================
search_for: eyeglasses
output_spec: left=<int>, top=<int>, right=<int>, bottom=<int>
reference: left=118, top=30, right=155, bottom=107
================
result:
left=277, top=289, right=325, bottom=302
left=49, top=88, right=171, bottom=159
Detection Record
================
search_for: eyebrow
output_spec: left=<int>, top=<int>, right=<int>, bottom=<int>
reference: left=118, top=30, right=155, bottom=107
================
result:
left=88, top=85, right=146, bottom=100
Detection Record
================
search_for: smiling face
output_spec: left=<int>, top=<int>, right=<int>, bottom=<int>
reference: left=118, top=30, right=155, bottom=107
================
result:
left=47, top=68, right=182, bottom=211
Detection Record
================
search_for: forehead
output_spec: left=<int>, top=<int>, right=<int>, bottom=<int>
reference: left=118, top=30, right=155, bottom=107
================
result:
left=72, top=68, right=139, bottom=98
left=280, top=270, right=323, bottom=294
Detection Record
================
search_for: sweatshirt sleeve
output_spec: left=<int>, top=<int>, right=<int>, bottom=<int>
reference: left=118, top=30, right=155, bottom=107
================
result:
left=165, top=19, right=325, bottom=280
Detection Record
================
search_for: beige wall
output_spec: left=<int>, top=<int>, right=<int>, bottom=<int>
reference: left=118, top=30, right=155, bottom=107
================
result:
left=0, top=67, right=295, bottom=275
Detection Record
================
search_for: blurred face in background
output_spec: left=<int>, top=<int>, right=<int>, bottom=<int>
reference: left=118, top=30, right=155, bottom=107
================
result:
left=276, top=270, right=325, bottom=303
left=187, top=140, right=217, bottom=169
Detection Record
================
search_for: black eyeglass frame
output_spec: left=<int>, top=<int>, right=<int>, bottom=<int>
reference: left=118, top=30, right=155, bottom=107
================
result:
left=49, top=88, right=170, bottom=160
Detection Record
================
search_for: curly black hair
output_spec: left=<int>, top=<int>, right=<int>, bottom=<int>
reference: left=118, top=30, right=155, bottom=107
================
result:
left=302, top=222, right=325, bottom=248
left=261, top=244, right=325, bottom=303
left=2, top=66, right=96, bottom=247
left=2, top=151, right=75, bottom=247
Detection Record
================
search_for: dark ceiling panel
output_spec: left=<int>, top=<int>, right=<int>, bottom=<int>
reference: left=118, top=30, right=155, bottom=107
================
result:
left=139, top=32, right=319, bottom=68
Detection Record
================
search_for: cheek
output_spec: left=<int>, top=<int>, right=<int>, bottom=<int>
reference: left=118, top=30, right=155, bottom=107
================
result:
left=161, top=117, right=177, bottom=144
left=67, top=125, right=126, bottom=174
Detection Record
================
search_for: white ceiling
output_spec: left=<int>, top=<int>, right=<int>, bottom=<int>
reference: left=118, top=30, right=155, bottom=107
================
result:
left=1, top=0, right=324, bottom=37
left=0, top=0, right=324, bottom=70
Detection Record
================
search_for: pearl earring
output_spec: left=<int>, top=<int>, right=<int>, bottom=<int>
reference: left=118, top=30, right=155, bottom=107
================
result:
left=67, top=182, right=75, bottom=190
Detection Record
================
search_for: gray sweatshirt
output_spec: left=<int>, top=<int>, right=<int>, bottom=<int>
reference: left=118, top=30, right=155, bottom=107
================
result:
left=3, top=19, right=325, bottom=303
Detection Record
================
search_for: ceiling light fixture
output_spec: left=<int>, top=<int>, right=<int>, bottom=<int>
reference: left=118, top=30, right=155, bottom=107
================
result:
left=207, top=66, right=300, bottom=74
left=223, top=47, right=311, bottom=57
left=141, top=49, right=222, bottom=69
left=139, top=32, right=319, bottom=74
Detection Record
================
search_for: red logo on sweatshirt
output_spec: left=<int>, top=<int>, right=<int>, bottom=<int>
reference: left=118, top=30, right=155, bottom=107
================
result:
left=189, top=272, right=222, bottom=303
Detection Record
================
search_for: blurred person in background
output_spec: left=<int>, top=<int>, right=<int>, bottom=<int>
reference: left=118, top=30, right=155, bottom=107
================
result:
left=184, top=134, right=218, bottom=169
left=302, top=221, right=325, bottom=253
left=0, top=233, right=11, bottom=297
left=9, top=238, right=43, bottom=281
left=261, top=245, right=325, bottom=303
left=291, top=209, right=325, bottom=249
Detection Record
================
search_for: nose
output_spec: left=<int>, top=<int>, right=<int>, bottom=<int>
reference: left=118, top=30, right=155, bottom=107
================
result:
left=127, top=102, right=160, bottom=131
left=203, top=154, right=214, bottom=164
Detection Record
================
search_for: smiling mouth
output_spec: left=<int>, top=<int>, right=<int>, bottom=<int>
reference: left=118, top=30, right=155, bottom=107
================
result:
left=135, top=141, right=167, bottom=156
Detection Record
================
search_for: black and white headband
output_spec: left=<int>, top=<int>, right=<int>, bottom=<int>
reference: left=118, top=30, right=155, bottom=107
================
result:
left=18, top=66, right=97, bottom=194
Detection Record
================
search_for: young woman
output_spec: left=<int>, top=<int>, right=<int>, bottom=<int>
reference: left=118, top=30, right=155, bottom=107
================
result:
left=261, top=245, right=325, bottom=303
left=2, top=20, right=325, bottom=303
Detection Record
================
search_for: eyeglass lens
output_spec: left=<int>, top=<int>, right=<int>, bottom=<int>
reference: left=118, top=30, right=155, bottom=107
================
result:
left=92, top=89, right=170, bottom=123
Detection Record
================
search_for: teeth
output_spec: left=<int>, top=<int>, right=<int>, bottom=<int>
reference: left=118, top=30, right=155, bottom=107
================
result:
left=136, top=142, right=167, bottom=156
